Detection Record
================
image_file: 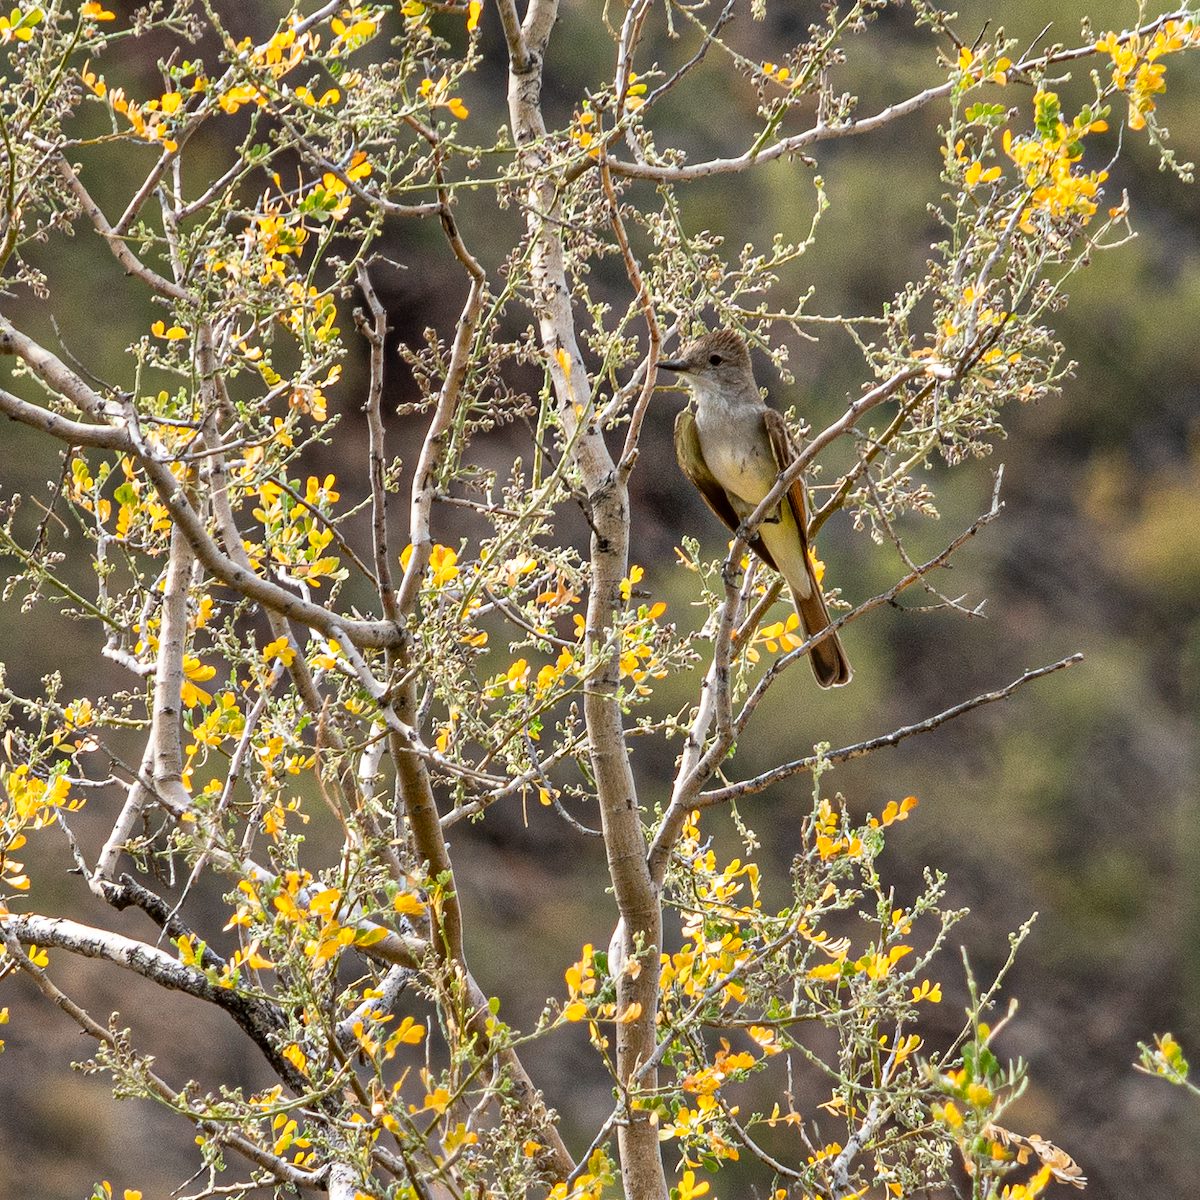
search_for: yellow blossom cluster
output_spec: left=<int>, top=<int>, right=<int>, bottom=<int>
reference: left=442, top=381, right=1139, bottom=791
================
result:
left=558, top=942, right=641, bottom=1046
left=868, top=793, right=919, bottom=829
left=401, top=541, right=461, bottom=589
left=957, top=45, right=1012, bottom=85
left=3, top=766, right=79, bottom=835
left=623, top=71, right=647, bottom=111
left=68, top=455, right=112, bottom=524
left=279, top=281, right=341, bottom=351
left=659, top=924, right=752, bottom=1007
left=562, top=942, right=598, bottom=1022
left=249, top=476, right=343, bottom=588
left=1141, top=1031, right=1190, bottom=1084
left=101, top=453, right=171, bottom=543
left=661, top=814, right=760, bottom=1003
left=481, top=643, right=578, bottom=717
left=683, top=1039, right=757, bottom=1096
left=486, top=566, right=664, bottom=703
left=570, top=106, right=599, bottom=156
left=348, top=1011, right=425, bottom=1062
left=806, top=929, right=917, bottom=987
left=418, top=73, right=468, bottom=119
left=1002, top=91, right=1109, bottom=231
left=812, top=795, right=862, bottom=861
left=253, top=730, right=315, bottom=792
left=545, top=1148, right=615, bottom=1200
left=0, top=4, right=43, bottom=44
left=612, top=565, right=670, bottom=692
left=81, top=64, right=196, bottom=153
left=180, top=655, right=216, bottom=709
left=1096, top=19, right=1200, bottom=131
left=304, top=153, right=373, bottom=221
left=330, top=7, right=381, bottom=56
left=187, top=691, right=245, bottom=756
left=657, top=1088, right=741, bottom=1165
left=268, top=1112, right=315, bottom=1166
left=214, top=203, right=309, bottom=287
left=204, top=169, right=351, bottom=411
left=224, top=872, right=400, bottom=980
left=1, top=763, right=82, bottom=897
left=216, top=20, right=317, bottom=115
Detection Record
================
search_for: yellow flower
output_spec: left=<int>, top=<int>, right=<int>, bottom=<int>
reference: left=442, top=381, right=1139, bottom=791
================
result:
left=262, top=636, right=296, bottom=666
left=935, top=1100, right=964, bottom=1129
left=181, top=656, right=217, bottom=707
left=151, top=320, right=188, bottom=341
left=911, top=978, right=942, bottom=1003
left=393, top=890, right=426, bottom=916
left=964, top=160, right=1002, bottom=188
left=429, top=543, right=459, bottom=586
left=385, top=1016, right=426, bottom=1054
left=505, top=658, right=529, bottom=692
left=619, top=564, right=644, bottom=600
left=418, top=74, right=469, bottom=119
left=869, top=794, right=919, bottom=828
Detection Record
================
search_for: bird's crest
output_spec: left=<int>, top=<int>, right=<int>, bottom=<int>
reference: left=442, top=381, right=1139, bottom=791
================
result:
left=674, top=328, right=752, bottom=372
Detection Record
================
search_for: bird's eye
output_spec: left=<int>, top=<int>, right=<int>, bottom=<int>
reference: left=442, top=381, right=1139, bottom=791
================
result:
left=708, top=354, right=723, bottom=366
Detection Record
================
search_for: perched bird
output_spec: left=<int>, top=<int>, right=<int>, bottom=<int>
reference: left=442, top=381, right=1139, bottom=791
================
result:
left=659, top=328, right=852, bottom=688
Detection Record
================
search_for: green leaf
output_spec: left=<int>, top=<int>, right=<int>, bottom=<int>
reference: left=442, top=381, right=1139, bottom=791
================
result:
left=965, top=102, right=1006, bottom=124
left=1035, top=91, right=1062, bottom=139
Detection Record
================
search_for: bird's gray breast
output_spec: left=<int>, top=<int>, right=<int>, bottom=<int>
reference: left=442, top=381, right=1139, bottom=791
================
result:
left=694, top=401, right=776, bottom=509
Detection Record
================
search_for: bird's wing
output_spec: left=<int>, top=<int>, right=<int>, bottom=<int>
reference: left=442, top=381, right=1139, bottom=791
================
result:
left=674, top=408, right=779, bottom=572
left=763, top=406, right=852, bottom=686
left=762, top=407, right=813, bottom=549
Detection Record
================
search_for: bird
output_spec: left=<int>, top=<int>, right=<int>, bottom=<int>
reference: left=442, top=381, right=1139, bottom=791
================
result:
left=658, top=328, right=852, bottom=688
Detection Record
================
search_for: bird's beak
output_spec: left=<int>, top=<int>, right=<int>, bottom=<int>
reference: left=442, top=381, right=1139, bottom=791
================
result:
left=657, top=358, right=689, bottom=373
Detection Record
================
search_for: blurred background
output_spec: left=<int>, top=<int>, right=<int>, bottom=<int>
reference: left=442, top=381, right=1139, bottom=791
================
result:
left=2, top=1, right=1199, bottom=1196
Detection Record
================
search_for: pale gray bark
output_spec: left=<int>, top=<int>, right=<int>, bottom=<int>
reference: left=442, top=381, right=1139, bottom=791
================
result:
left=499, top=1, right=666, bottom=1193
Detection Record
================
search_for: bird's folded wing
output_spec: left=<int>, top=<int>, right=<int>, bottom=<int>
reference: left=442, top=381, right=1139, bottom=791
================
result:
left=674, top=408, right=779, bottom=573
left=763, top=407, right=813, bottom=551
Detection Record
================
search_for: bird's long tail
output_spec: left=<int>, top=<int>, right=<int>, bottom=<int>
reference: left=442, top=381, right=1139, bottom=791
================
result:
left=759, top=507, right=853, bottom=688
left=787, top=566, right=852, bottom=689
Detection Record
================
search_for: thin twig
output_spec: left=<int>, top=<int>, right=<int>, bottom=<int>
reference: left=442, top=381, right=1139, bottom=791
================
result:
left=700, top=653, right=1084, bottom=805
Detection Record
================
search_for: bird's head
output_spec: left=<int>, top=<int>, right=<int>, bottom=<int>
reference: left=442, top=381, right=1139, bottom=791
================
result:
left=658, top=328, right=755, bottom=399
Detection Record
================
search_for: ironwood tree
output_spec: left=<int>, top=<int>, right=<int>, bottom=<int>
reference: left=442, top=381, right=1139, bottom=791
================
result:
left=1, top=2, right=1196, bottom=1198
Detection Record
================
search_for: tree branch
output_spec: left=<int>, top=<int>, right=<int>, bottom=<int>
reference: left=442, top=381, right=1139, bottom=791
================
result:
left=0, top=921, right=325, bottom=1190
left=700, top=653, right=1084, bottom=805
left=0, top=319, right=404, bottom=649
left=504, top=2, right=666, bottom=1193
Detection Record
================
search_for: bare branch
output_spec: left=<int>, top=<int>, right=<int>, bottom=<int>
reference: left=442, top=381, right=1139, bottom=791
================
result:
left=602, top=11, right=1196, bottom=184
left=356, top=263, right=398, bottom=622
left=50, top=153, right=189, bottom=300
left=504, top=2, right=665, bottom=1192
left=0, top=922, right=325, bottom=1190
left=701, top=653, right=1084, bottom=806
left=394, top=199, right=486, bottom=618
